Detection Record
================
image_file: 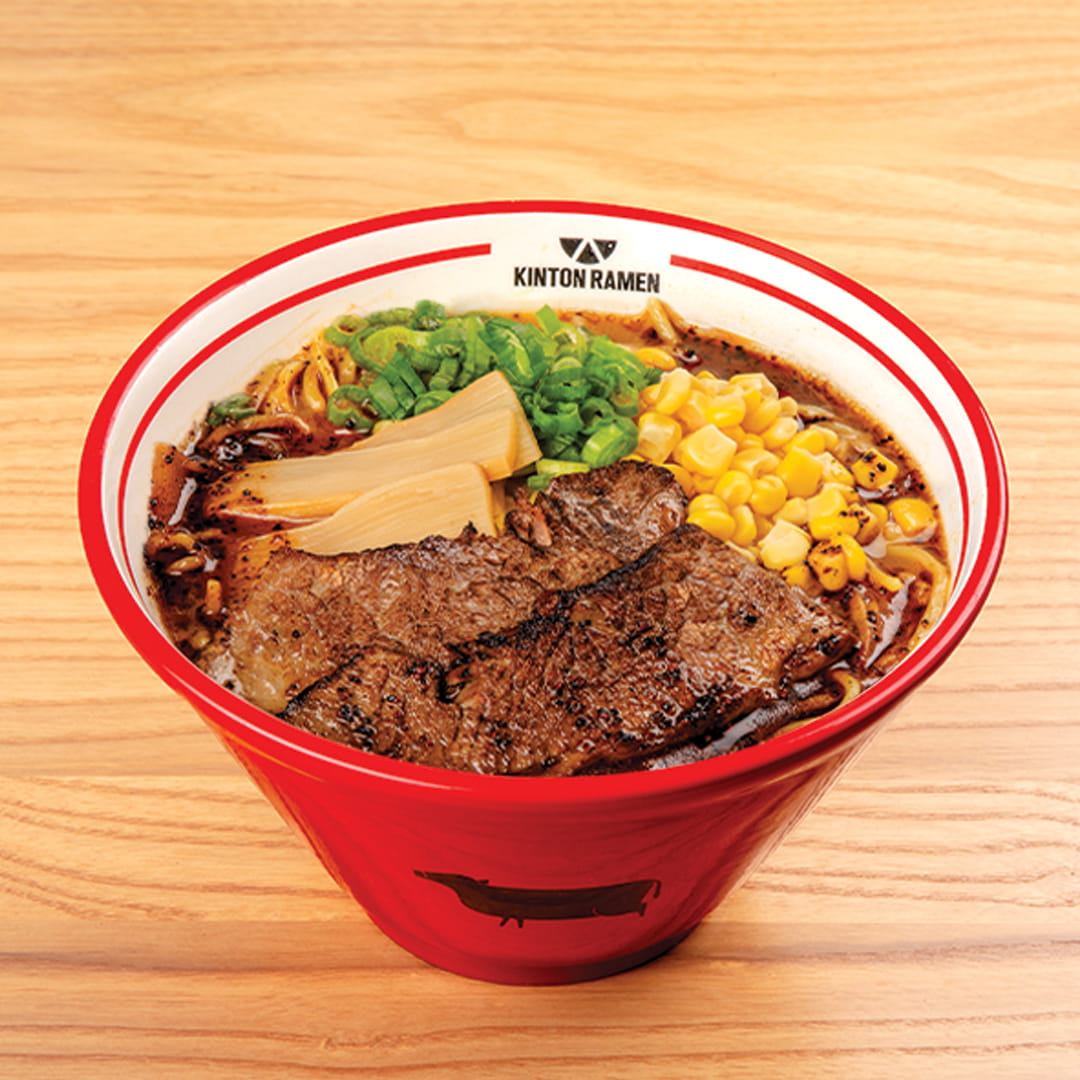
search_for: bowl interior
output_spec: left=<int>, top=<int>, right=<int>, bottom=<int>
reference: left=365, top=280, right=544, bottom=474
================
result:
left=83, top=201, right=1007, bottom=781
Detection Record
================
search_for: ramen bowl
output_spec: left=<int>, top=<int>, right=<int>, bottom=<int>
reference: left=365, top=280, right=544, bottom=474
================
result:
left=79, top=201, right=1007, bottom=984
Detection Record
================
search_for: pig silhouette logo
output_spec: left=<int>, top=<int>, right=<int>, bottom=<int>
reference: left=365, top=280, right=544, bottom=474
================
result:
left=415, top=870, right=662, bottom=928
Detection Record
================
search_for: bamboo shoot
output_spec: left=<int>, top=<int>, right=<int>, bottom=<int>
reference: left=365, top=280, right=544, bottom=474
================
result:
left=286, top=463, right=495, bottom=555
left=205, top=406, right=521, bottom=522
left=358, top=371, right=541, bottom=465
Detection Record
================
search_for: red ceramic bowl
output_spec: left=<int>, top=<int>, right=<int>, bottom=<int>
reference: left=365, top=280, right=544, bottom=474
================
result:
left=79, top=201, right=1007, bottom=984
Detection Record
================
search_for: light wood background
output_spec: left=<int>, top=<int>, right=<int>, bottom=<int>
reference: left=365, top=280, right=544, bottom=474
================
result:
left=2, top=1, right=1078, bottom=1076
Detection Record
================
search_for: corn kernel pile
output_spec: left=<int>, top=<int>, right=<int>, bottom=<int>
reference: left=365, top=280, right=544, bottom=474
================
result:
left=631, top=351, right=937, bottom=595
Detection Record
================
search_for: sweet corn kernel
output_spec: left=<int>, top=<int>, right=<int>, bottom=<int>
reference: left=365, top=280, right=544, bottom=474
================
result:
left=821, top=479, right=858, bottom=503
left=805, top=486, right=848, bottom=521
left=659, top=462, right=695, bottom=496
left=749, top=474, right=788, bottom=517
left=788, top=427, right=827, bottom=455
left=653, top=367, right=695, bottom=414
left=731, top=447, right=780, bottom=478
left=867, top=501, right=890, bottom=527
left=776, top=446, right=824, bottom=497
left=635, top=346, right=678, bottom=371
left=759, top=520, right=812, bottom=570
left=852, top=447, right=899, bottom=491
left=688, top=493, right=725, bottom=515
left=729, top=372, right=771, bottom=393
left=844, top=502, right=881, bottom=545
left=641, top=384, right=664, bottom=411
left=816, top=425, right=841, bottom=450
left=675, top=390, right=710, bottom=432
left=741, top=433, right=765, bottom=449
left=743, top=396, right=783, bottom=434
left=782, top=561, right=816, bottom=591
left=777, top=395, right=799, bottom=417
left=673, top=424, right=737, bottom=476
left=761, top=415, right=800, bottom=449
left=715, top=469, right=753, bottom=507
left=821, top=455, right=856, bottom=487
left=835, top=533, right=868, bottom=581
left=703, top=393, right=747, bottom=428
left=687, top=499, right=736, bottom=541
left=889, top=496, right=937, bottom=537
left=689, top=508, right=736, bottom=541
left=777, top=496, right=809, bottom=525
left=735, top=385, right=763, bottom=415
left=808, top=510, right=860, bottom=541
left=731, top=504, right=757, bottom=547
left=635, top=410, right=683, bottom=463
left=755, top=512, right=776, bottom=541
left=808, top=540, right=849, bottom=592
left=689, top=472, right=717, bottom=496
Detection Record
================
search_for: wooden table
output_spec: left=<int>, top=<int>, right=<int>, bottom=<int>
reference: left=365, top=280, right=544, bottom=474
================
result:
left=3, top=1, right=1077, bottom=1075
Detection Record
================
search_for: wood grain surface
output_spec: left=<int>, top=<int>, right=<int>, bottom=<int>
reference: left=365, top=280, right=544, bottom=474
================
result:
left=2, top=0, right=1078, bottom=1076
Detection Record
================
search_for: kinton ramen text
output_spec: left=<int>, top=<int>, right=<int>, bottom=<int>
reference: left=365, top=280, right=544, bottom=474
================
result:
left=513, top=266, right=662, bottom=292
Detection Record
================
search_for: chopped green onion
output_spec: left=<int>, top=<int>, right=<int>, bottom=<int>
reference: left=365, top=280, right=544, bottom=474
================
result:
left=412, top=299, right=446, bottom=330
left=580, top=417, right=639, bottom=468
left=326, top=385, right=375, bottom=431
left=382, top=353, right=426, bottom=405
left=539, top=358, right=589, bottom=402
left=412, top=389, right=453, bottom=415
left=534, top=305, right=564, bottom=336
left=347, top=333, right=383, bottom=374
left=366, top=374, right=407, bottom=419
left=428, top=355, right=461, bottom=392
left=206, top=393, right=257, bottom=428
left=323, top=314, right=366, bottom=347
left=459, top=317, right=495, bottom=385
left=481, top=318, right=544, bottom=387
left=580, top=395, right=616, bottom=431
left=364, top=306, right=414, bottom=328
left=527, top=457, right=591, bottom=490
left=529, top=400, right=582, bottom=438
left=358, top=325, right=428, bottom=369
left=536, top=457, right=590, bottom=476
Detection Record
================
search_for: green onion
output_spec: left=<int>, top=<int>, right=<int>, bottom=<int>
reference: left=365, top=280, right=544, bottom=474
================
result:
left=580, top=417, right=640, bottom=468
left=526, top=456, right=591, bottom=490
left=323, top=314, right=366, bottom=347
left=326, top=385, right=375, bottom=431
left=459, top=317, right=495, bottom=385
left=481, top=318, right=544, bottom=387
left=428, top=355, right=461, bottom=392
left=347, top=333, right=383, bottom=374
left=534, top=305, right=564, bottom=336
left=206, top=393, right=257, bottom=428
left=357, top=325, right=429, bottom=370
left=412, top=299, right=446, bottom=330
left=382, top=352, right=426, bottom=406
left=364, top=306, right=414, bottom=328
left=366, top=374, right=406, bottom=419
left=412, top=389, right=453, bottom=415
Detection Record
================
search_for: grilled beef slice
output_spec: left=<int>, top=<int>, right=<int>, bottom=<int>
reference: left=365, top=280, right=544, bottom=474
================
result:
left=280, top=525, right=856, bottom=776
left=202, top=461, right=687, bottom=712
